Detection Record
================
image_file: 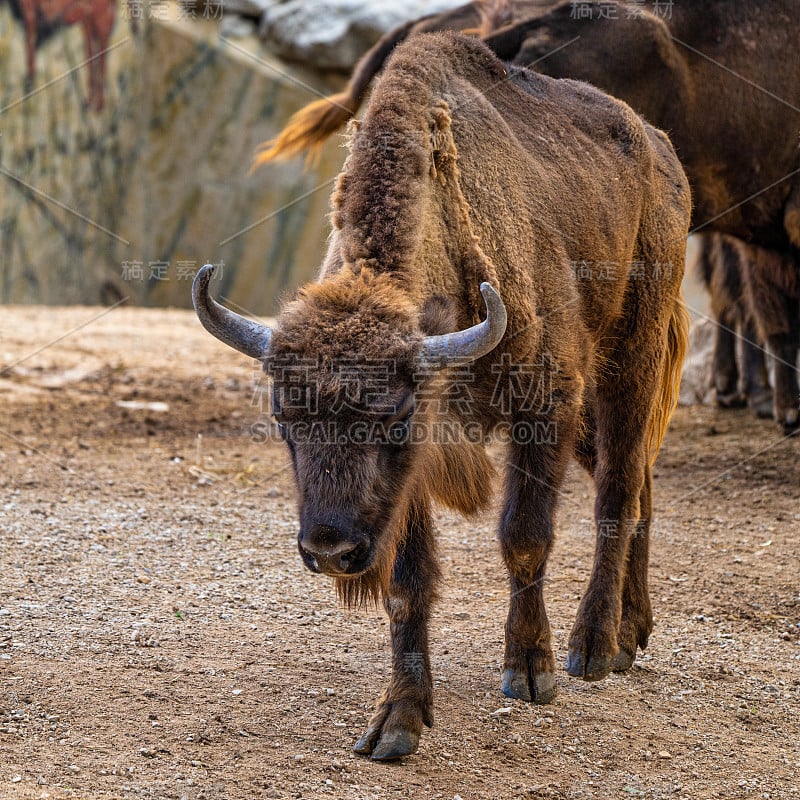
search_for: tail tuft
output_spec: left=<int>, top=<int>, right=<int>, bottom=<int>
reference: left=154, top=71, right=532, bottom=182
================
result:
left=250, top=91, right=359, bottom=170
left=648, top=293, right=690, bottom=463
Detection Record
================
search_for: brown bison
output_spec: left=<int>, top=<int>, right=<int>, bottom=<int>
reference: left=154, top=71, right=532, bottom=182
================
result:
left=256, top=0, right=800, bottom=430
left=6, top=0, right=116, bottom=111
left=196, top=32, right=690, bottom=759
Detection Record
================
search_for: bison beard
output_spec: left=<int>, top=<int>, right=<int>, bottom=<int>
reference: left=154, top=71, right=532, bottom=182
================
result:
left=194, top=33, right=691, bottom=760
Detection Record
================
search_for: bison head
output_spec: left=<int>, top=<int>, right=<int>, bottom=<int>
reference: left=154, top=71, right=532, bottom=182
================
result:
left=193, top=264, right=505, bottom=603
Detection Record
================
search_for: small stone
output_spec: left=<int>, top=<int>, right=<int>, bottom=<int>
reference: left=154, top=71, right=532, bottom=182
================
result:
left=491, top=707, right=512, bottom=716
left=658, top=751, right=673, bottom=759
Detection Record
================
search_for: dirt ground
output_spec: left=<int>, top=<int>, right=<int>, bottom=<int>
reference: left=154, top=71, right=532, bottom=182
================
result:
left=1, top=305, right=799, bottom=800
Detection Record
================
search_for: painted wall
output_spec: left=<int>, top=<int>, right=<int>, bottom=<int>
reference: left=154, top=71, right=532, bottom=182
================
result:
left=0, top=6, right=345, bottom=314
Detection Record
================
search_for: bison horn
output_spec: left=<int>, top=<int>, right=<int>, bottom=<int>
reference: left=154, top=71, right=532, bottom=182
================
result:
left=420, top=282, right=507, bottom=367
left=192, top=264, right=273, bottom=359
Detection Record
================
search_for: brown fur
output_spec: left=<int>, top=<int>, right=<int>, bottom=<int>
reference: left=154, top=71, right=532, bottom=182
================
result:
left=260, top=33, right=691, bottom=758
left=648, top=294, right=690, bottom=462
left=473, top=0, right=514, bottom=37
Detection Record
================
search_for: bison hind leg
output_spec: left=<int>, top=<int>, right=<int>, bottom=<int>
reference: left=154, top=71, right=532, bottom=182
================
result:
left=612, top=462, right=654, bottom=673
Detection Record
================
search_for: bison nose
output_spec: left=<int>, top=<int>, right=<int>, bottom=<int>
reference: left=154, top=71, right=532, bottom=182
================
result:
left=299, top=525, right=369, bottom=575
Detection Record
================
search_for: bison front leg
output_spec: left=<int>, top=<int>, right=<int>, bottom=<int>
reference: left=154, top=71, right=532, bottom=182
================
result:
left=354, top=498, right=439, bottom=761
left=499, top=420, right=574, bottom=705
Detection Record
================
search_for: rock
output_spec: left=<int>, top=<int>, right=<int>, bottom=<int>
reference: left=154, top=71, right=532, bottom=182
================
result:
left=260, top=0, right=465, bottom=71
left=679, top=319, right=715, bottom=406
left=220, top=14, right=258, bottom=38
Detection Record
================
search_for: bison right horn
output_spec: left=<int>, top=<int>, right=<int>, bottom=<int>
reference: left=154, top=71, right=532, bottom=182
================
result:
left=192, top=264, right=273, bottom=360
left=419, top=282, right=507, bottom=368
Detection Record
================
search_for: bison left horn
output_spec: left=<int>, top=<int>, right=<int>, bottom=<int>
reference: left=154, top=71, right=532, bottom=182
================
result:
left=192, top=264, right=273, bottom=359
left=420, top=282, right=507, bottom=367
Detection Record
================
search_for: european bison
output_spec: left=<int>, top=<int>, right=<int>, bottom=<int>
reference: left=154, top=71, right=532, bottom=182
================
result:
left=195, top=32, right=690, bottom=758
left=257, top=0, right=800, bottom=429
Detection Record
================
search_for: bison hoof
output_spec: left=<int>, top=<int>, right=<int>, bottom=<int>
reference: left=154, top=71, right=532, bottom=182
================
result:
left=780, top=407, right=799, bottom=434
left=611, top=647, right=636, bottom=673
left=353, top=698, right=430, bottom=761
left=715, top=390, right=745, bottom=409
left=501, top=669, right=556, bottom=704
left=354, top=726, right=420, bottom=761
left=565, top=648, right=614, bottom=682
left=747, top=389, right=773, bottom=419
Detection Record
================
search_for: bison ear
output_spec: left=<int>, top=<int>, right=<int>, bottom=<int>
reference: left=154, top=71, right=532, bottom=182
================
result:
left=420, top=294, right=458, bottom=336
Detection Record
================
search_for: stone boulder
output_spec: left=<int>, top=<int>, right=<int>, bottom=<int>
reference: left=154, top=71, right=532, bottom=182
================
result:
left=259, top=0, right=466, bottom=71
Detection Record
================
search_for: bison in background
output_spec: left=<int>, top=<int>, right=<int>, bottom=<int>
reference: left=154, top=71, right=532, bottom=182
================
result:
left=483, top=0, right=800, bottom=429
left=693, top=234, right=773, bottom=417
left=196, top=33, right=690, bottom=759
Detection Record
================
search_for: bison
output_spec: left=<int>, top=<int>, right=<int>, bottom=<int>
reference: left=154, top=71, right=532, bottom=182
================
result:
left=482, top=0, right=800, bottom=429
left=256, top=0, right=800, bottom=430
left=195, top=32, right=690, bottom=759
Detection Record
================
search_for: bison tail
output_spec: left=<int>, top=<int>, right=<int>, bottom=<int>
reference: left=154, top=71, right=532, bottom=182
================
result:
left=648, top=293, right=690, bottom=464
left=250, top=91, right=359, bottom=169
